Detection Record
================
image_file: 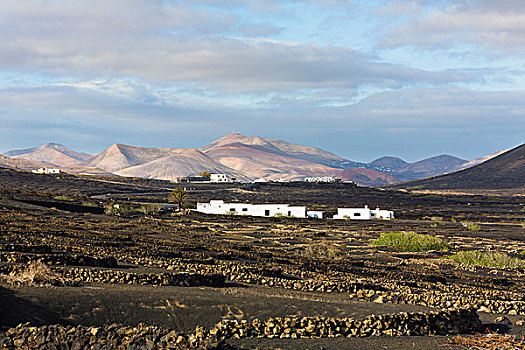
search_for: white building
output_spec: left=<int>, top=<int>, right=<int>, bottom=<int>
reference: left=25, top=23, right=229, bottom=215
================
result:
left=333, top=205, right=394, bottom=220
left=196, top=200, right=315, bottom=218
left=32, top=168, right=61, bottom=174
left=210, top=174, right=232, bottom=183
left=304, top=176, right=337, bottom=183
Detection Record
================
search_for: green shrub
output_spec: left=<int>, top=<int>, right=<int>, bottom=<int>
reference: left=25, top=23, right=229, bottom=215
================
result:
left=448, top=251, right=525, bottom=269
left=312, top=204, right=327, bottom=208
left=53, top=195, right=75, bottom=202
left=460, top=221, right=481, bottom=231
left=81, top=201, right=99, bottom=208
left=182, top=201, right=196, bottom=210
left=225, top=210, right=238, bottom=216
left=371, top=231, right=449, bottom=252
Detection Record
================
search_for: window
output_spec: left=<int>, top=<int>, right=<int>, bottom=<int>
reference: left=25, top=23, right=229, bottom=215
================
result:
left=230, top=208, right=235, bottom=212
left=354, top=212, right=361, bottom=217
left=288, top=211, right=291, bottom=216
left=265, top=210, right=270, bottom=216
left=242, top=208, right=248, bottom=212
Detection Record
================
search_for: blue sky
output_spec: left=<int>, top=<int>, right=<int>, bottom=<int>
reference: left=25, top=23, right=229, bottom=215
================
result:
left=0, top=0, right=524, bottom=162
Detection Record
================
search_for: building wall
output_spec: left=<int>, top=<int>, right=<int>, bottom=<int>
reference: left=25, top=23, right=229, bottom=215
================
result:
left=196, top=200, right=306, bottom=218
left=333, top=207, right=372, bottom=220
left=210, top=174, right=230, bottom=182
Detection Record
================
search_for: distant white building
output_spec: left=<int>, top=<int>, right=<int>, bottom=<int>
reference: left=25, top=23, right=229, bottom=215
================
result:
left=32, top=168, right=61, bottom=174
left=333, top=205, right=394, bottom=220
left=304, top=176, right=338, bottom=183
left=210, top=174, right=233, bottom=183
left=196, top=200, right=323, bottom=219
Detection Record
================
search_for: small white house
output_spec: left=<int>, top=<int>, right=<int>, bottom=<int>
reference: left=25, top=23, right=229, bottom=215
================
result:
left=333, top=205, right=394, bottom=220
left=210, top=174, right=232, bottom=183
left=32, top=168, right=61, bottom=174
left=196, top=200, right=308, bottom=218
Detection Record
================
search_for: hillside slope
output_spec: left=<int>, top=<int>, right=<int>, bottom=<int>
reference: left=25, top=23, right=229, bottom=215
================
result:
left=392, top=144, right=525, bottom=191
left=3, top=143, right=91, bottom=167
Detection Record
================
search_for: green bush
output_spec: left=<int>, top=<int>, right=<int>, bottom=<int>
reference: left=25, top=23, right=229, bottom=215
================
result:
left=448, top=251, right=525, bottom=269
left=53, top=195, right=75, bottom=202
left=460, top=221, right=481, bottom=231
left=182, top=201, right=196, bottom=210
left=371, top=231, right=449, bottom=252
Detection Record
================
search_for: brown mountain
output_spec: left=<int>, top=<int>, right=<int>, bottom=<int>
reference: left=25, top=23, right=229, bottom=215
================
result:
left=0, top=154, right=46, bottom=170
left=368, top=156, right=409, bottom=172
left=392, top=144, right=525, bottom=191
left=3, top=143, right=91, bottom=167
left=392, top=155, right=467, bottom=182
left=85, top=143, right=247, bottom=181
left=201, top=133, right=363, bottom=169
left=203, top=142, right=343, bottom=181
left=341, top=168, right=399, bottom=187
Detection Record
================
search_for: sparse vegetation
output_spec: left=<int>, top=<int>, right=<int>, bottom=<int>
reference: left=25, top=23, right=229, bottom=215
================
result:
left=139, top=203, right=161, bottom=215
left=53, top=195, right=75, bottom=202
left=104, top=202, right=135, bottom=216
left=312, top=204, right=327, bottom=208
left=81, top=201, right=99, bottom=207
left=448, top=251, right=525, bottom=269
left=371, top=231, right=449, bottom=252
left=1, top=261, right=72, bottom=287
left=303, top=242, right=343, bottom=260
left=460, top=221, right=481, bottom=231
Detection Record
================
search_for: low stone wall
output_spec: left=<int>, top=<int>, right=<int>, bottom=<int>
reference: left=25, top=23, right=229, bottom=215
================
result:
left=0, top=309, right=481, bottom=349
left=0, top=323, right=226, bottom=350
left=0, top=252, right=118, bottom=268
left=0, top=265, right=225, bottom=288
left=57, top=267, right=226, bottom=287
left=211, top=309, right=481, bottom=339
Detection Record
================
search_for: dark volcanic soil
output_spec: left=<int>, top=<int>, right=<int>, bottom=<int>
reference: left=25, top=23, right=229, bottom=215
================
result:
left=0, top=168, right=524, bottom=349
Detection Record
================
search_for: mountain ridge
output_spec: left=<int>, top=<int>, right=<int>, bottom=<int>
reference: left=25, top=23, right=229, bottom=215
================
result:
left=2, top=133, right=513, bottom=186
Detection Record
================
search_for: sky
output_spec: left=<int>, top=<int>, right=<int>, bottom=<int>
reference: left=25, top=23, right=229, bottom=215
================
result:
left=0, top=0, right=524, bottom=162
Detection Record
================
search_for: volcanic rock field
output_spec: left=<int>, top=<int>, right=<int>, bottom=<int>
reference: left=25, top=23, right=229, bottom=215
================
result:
left=0, top=168, right=524, bottom=349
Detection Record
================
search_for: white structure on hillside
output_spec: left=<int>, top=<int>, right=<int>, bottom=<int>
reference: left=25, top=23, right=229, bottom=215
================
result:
left=210, top=174, right=232, bottom=183
left=333, top=205, right=394, bottom=220
left=196, top=200, right=323, bottom=219
left=32, top=168, right=61, bottom=174
left=304, top=176, right=338, bottom=183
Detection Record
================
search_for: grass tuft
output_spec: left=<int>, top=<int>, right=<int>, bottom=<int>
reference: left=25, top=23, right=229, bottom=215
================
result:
left=371, top=231, right=449, bottom=252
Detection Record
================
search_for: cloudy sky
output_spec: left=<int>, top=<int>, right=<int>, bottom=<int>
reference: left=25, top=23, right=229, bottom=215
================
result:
left=1, top=0, right=524, bottom=162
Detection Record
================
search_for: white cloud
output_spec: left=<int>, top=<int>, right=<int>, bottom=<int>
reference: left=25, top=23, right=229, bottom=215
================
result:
left=379, top=0, right=525, bottom=54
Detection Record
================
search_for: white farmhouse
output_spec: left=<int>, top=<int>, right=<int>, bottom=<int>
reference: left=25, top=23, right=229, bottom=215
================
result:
left=210, top=174, right=232, bottom=183
left=333, top=205, right=394, bottom=220
left=196, top=200, right=313, bottom=218
left=32, top=168, right=61, bottom=174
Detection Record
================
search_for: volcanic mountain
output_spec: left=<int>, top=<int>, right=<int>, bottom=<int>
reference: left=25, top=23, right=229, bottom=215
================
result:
left=0, top=154, right=46, bottom=171
left=392, top=144, right=525, bottom=191
left=85, top=143, right=248, bottom=181
left=388, top=155, right=467, bottom=182
left=200, top=133, right=364, bottom=169
left=3, top=143, right=91, bottom=167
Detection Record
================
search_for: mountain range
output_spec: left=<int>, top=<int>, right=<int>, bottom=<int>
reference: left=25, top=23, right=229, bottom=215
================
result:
left=0, top=133, right=513, bottom=186
left=390, top=144, right=524, bottom=192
